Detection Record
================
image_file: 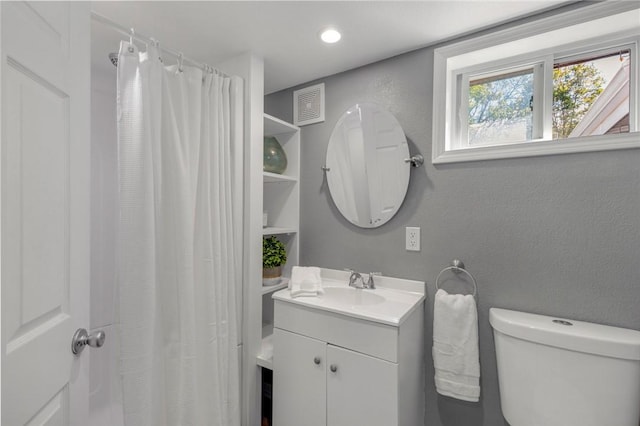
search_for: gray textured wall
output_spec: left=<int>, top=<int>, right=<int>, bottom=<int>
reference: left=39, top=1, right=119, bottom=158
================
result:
left=265, top=8, right=640, bottom=426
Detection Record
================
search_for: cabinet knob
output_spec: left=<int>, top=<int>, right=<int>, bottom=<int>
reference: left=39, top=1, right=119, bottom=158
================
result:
left=330, top=364, right=338, bottom=373
left=313, top=356, right=321, bottom=365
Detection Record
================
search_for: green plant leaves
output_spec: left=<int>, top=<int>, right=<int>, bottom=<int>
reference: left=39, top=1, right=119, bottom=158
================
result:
left=263, top=236, right=287, bottom=268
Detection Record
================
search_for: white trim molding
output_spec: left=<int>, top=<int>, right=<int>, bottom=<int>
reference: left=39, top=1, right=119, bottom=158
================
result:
left=432, top=2, right=640, bottom=164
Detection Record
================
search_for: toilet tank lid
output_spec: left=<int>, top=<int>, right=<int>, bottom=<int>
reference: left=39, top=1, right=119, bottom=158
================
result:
left=489, top=308, right=640, bottom=361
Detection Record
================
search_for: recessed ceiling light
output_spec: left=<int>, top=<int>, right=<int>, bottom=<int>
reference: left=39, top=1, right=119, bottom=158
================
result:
left=320, top=28, right=341, bottom=44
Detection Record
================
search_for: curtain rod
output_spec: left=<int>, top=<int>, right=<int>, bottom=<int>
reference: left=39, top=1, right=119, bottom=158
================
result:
left=91, top=11, right=228, bottom=76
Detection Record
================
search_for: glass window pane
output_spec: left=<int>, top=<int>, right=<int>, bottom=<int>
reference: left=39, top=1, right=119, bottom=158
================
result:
left=468, top=69, right=534, bottom=146
left=553, top=50, right=631, bottom=139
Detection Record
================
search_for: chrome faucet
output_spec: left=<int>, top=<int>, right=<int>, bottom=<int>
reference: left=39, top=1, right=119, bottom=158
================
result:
left=348, top=270, right=379, bottom=289
left=366, top=272, right=380, bottom=289
left=348, top=271, right=366, bottom=289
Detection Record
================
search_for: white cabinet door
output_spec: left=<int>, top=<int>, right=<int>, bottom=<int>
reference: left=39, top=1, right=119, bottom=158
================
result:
left=1, top=2, right=90, bottom=425
left=327, top=345, right=398, bottom=426
left=273, top=328, right=327, bottom=426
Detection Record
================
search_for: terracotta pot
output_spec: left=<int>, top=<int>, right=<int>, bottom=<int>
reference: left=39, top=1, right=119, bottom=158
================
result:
left=263, top=266, right=282, bottom=286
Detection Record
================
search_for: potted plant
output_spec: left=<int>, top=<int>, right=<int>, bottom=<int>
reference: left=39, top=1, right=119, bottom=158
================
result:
left=263, top=236, right=287, bottom=285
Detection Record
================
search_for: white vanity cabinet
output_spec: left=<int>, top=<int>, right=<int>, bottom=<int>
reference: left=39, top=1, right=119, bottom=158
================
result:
left=274, top=329, right=327, bottom=426
left=274, top=328, right=398, bottom=426
left=272, top=274, right=425, bottom=426
left=325, top=343, right=398, bottom=426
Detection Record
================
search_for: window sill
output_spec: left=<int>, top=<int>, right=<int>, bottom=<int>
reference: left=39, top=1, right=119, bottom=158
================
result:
left=432, top=132, right=640, bottom=164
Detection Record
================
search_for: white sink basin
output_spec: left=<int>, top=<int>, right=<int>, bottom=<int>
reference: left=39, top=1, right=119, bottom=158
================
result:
left=321, top=287, right=385, bottom=306
left=273, top=268, right=425, bottom=326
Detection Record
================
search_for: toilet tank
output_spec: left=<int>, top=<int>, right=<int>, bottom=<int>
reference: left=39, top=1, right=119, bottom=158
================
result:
left=490, top=308, right=640, bottom=426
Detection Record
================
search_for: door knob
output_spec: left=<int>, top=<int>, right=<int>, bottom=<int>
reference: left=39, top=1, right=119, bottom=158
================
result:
left=330, top=364, right=338, bottom=373
left=313, top=356, right=321, bottom=365
left=71, top=328, right=106, bottom=355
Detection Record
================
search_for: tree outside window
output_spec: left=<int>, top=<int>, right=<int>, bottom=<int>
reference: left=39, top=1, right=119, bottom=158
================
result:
left=467, top=51, right=629, bottom=146
left=553, top=63, right=605, bottom=139
left=468, top=71, right=534, bottom=145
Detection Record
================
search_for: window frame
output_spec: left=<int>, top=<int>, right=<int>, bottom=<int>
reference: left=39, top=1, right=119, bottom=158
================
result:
left=458, top=58, right=548, bottom=149
left=432, top=3, right=640, bottom=164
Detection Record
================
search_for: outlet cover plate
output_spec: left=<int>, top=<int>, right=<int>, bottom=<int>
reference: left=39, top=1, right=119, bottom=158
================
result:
left=406, top=227, right=420, bottom=251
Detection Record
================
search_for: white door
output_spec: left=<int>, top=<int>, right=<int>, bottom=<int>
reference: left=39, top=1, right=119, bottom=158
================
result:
left=1, top=2, right=91, bottom=425
left=362, top=106, right=409, bottom=226
left=273, top=328, right=327, bottom=426
left=327, top=345, right=398, bottom=426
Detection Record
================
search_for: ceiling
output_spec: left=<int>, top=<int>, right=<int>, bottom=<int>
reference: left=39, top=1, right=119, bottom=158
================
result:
left=91, top=1, right=570, bottom=94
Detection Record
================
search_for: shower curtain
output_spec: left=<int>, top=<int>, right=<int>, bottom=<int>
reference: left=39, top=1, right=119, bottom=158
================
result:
left=116, top=40, right=242, bottom=426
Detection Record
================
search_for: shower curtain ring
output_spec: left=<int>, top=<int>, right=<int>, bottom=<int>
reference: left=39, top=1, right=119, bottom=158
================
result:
left=150, top=38, right=163, bottom=62
left=177, top=52, right=184, bottom=73
left=128, top=28, right=135, bottom=53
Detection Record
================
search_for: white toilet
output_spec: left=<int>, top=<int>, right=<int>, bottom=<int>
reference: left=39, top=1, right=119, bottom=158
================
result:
left=490, top=308, right=640, bottom=426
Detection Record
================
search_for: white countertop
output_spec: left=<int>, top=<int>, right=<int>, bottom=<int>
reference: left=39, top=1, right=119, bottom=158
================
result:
left=272, top=268, right=425, bottom=326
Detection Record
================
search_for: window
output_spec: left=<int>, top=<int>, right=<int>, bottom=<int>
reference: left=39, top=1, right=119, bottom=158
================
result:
left=464, top=64, right=542, bottom=147
left=553, top=49, right=631, bottom=139
left=432, top=3, right=640, bottom=163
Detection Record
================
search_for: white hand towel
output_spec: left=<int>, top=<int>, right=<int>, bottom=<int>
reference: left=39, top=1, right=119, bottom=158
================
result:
left=289, top=266, right=324, bottom=298
left=433, top=288, right=481, bottom=402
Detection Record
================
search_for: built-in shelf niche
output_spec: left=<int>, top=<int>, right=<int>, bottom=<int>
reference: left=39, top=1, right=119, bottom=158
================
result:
left=263, top=171, right=297, bottom=183
left=258, top=114, right=300, bottom=371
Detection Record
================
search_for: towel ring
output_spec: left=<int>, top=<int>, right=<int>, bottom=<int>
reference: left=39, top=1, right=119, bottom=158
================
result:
left=435, top=259, right=477, bottom=297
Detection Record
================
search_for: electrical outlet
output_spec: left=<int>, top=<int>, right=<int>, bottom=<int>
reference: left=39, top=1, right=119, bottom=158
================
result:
left=406, top=227, right=420, bottom=251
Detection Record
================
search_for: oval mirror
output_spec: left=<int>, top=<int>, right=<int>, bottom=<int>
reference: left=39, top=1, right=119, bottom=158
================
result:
left=326, top=103, right=410, bottom=228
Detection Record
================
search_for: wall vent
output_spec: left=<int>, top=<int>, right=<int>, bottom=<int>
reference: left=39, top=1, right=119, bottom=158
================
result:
left=293, top=83, right=325, bottom=126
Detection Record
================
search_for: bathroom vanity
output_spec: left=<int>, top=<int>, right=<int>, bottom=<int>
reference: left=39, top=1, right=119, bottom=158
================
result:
left=272, top=268, right=425, bottom=426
